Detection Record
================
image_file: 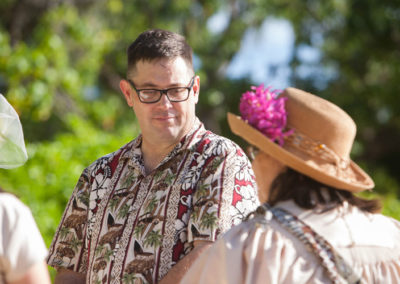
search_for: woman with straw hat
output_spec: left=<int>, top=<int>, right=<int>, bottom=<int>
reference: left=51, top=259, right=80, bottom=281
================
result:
left=0, top=94, right=50, bottom=284
left=181, top=86, right=400, bottom=284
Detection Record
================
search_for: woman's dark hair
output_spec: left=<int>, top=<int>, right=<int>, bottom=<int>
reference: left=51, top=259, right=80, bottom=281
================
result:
left=268, top=168, right=381, bottom=213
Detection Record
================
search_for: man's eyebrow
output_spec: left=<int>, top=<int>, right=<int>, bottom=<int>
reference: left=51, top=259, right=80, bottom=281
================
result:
left=137, top=81, right=186, bottom=88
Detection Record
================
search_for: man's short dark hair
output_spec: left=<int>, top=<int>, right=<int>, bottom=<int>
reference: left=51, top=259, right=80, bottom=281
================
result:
left=127, top=29, right=193, bottom=77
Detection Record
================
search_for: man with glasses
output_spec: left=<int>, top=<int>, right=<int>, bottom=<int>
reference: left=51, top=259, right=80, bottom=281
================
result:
left=47, top=29, right=258, bottom=284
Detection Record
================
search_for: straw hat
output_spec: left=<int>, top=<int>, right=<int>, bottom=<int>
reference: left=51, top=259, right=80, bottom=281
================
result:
left=228, top=87, right=374, bottom=192
left=0, top=94, right=28, bottom=169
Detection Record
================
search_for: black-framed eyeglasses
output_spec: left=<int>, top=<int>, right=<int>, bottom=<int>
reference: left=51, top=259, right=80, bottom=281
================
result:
left=127, top=76, right=195, bottom=104
left=247, top=145, right=260, bottom=161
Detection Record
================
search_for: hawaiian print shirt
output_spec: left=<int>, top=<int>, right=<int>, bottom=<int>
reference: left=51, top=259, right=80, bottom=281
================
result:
left=47, top=119, right=259, bottom=284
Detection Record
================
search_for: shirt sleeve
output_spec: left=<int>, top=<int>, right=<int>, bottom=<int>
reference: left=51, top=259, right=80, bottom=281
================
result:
left=46, top=168, right=90, bottom=273
left=0, top=193, right=48, bottom=282
left=188, top=139, right=259, bottom=243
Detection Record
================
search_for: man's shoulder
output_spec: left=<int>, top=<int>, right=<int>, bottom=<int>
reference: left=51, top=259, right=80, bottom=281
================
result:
left=85, top=138, right=138, bottom=173
left=188, top=128, right=251, bottom=165
left=198, top=129, right=243, bottom=153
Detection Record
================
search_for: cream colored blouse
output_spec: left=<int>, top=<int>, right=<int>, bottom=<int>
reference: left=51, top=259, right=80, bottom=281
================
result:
left=0, top=193, right=48, bottom=282
left=182, top=200, right=400, bottom=284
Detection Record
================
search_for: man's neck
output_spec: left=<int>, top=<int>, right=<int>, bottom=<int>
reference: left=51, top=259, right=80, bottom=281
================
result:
left=141, top=139, right=178, bottom=175
left=140, top=117, right=197, bottom=174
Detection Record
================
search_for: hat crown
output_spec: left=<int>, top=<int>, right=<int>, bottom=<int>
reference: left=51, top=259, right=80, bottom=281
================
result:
left=284, top=88, right=356, bottom=160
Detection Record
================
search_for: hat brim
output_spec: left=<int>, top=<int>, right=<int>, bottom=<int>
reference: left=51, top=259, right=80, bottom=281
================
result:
left=227, top=113, right=374, bottom=192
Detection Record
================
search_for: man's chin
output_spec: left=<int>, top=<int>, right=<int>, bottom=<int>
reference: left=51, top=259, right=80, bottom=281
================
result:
left=152, top=127, right=181, bottom=142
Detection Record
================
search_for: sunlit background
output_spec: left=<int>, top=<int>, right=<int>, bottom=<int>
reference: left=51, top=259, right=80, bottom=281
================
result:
left=1, top=2, right=399, bottom=277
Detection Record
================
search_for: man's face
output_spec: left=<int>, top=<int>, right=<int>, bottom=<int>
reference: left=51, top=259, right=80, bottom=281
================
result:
left=120, top=57, right=199, bottom=147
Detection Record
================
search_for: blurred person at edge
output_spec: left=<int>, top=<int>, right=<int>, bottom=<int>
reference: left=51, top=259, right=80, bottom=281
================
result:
left=0, top=94, right=51, bottom=284
left=182, top=86, right=400, bottom=284
left=47, top=29, right=259, bottom=284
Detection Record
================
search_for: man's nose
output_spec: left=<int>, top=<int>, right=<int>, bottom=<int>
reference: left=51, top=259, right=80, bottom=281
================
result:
left=158, top=91, right=173, bottom=106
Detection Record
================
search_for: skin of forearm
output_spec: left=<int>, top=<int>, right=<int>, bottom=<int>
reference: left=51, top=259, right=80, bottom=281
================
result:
left=54, top=269, right=86, bottom=284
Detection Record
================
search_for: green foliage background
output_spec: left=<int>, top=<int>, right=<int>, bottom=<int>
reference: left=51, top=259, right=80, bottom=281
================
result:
left=0, top=0, right=399, bottom=277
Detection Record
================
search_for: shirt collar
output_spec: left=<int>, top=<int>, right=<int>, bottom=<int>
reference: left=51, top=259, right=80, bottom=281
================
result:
left=120, top=117, right=206, bottom=171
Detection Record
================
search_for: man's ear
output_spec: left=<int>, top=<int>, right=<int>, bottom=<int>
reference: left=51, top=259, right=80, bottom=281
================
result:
left=120, top=79, right=134, bottom=107
left=192, top=76, right=200, bottom=104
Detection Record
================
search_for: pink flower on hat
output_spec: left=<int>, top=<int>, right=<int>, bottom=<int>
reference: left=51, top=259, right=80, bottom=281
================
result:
left=239, top=84, right=292, bottom=146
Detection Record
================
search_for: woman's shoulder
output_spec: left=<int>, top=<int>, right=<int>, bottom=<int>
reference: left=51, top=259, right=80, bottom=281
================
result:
left=349, top=207, right=400, bottom=247
left=0, top=192, right=38, bottom=240
left=362, top=208, right=400, bottom=229
left=0, top=192, right=31, bottom=216
left=221, top=209, right=315, bottom=257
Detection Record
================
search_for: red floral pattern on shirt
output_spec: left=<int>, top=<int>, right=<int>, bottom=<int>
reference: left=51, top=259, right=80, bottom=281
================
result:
left=47, top=119, right=259, bottom=284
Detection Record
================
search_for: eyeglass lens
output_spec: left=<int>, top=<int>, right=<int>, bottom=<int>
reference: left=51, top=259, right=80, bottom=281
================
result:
left=129, top=76, right=195, bottom=104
